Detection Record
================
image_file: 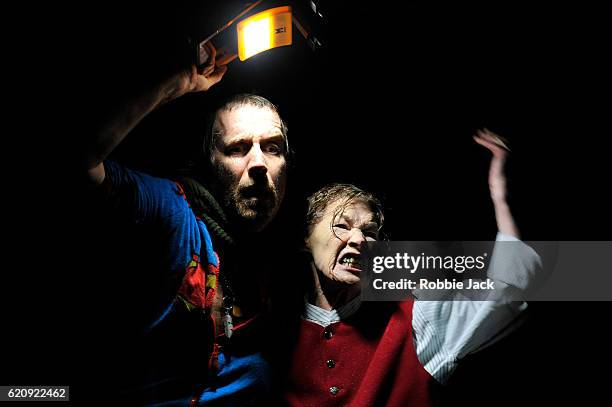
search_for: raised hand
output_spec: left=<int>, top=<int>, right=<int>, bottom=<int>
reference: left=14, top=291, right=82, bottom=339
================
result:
left=164, top=42, right=228, bottom=103
left=473, top=128, right=519, bottom=238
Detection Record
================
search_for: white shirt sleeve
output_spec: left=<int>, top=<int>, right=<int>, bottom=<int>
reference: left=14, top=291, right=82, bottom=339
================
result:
left=413, top=233, right=540, bottom=384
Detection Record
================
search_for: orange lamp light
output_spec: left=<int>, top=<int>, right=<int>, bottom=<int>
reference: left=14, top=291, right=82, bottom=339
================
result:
left=237, top=6, right=292, bottom=61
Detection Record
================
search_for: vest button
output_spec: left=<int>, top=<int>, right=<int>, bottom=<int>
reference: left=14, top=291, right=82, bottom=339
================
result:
left=329, top=386, right=339, bottom=395
left=326, top=359, right=336, bottom=368
left=323, top=328, right=333, bottom=340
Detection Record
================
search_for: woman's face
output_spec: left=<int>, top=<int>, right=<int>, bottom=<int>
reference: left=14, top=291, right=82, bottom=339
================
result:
left=306, top=199, right=380, bottom=286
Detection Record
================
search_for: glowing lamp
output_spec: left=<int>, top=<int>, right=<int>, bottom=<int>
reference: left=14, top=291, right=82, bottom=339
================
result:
left=237, top=6, right=292, bottom=61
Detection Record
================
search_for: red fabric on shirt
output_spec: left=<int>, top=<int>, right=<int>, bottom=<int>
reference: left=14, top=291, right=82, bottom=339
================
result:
left=284, top=300, right=437, bottom=407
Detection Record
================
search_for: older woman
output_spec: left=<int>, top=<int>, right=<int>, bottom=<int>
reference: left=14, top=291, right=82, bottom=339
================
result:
left=283, top=130, right=541, bottom=407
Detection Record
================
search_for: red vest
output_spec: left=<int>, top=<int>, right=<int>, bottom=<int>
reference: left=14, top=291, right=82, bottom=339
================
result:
left=284, top=301, right=437, bottom=407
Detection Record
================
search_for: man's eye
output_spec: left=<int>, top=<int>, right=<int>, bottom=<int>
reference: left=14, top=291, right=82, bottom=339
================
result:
left=333, top=224, right=349, bottom=230
left=226, top=145, right=246, bottom=156
left=264, top=143, right=282, bottom=155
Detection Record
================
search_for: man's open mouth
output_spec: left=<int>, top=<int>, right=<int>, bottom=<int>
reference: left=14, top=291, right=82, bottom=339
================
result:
left=242, top=185, right=274, bottom=200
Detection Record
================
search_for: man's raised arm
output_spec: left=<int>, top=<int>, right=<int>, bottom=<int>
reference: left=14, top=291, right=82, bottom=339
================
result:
left=86, top=43, right=226, bottom=185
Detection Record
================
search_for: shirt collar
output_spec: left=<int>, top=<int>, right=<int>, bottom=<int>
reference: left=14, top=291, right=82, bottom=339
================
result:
left=302, top=295, right=362, bottom=327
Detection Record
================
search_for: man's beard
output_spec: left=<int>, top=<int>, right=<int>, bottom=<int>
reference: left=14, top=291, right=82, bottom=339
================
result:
left=214, top=166, right=284, bottom=233
left=232, top=181, right=279, bottom=220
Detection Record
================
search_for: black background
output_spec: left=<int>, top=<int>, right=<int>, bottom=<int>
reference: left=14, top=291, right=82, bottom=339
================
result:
left=4, top=1, right=611, bottom=405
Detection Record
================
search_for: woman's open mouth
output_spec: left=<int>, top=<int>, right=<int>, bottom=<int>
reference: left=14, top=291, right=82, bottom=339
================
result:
left=339, top=253, right=362, bottom=272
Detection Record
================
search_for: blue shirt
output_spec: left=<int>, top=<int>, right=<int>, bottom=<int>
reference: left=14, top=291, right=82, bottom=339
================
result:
left=103, top=161, right=271, bottom=406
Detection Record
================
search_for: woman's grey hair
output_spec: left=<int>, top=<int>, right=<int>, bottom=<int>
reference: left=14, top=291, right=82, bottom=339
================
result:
left=305, top=183, right=384, bottom=238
